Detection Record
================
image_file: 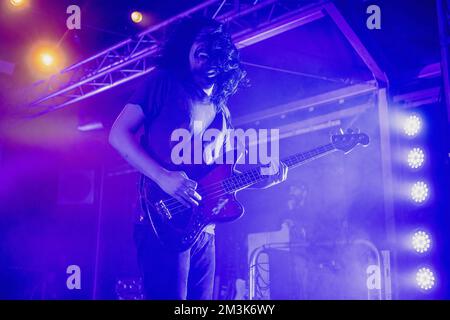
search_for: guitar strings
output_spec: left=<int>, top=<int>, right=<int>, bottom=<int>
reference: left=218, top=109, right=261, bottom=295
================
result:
left=158, top=168, right=262, bottom=213
left=159, top=159, right=275, bottom=211
left=160, top=148, right=337, bottom=215
left=156, top=143, right=335, bottom=208
left=157, top=144, right=336, bottom=211
left=162, top=158, right=309, bottom=215
left=164, top=173, right=268, bottom=216
left=163, top=154, right=323, bottom=214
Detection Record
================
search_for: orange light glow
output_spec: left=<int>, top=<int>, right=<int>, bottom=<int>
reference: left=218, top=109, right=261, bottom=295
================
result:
left=28, top=43, right=67, bottom=77
left=131, top=11, right=143, bottom=23
left=9, top=0, right=28, bottom=8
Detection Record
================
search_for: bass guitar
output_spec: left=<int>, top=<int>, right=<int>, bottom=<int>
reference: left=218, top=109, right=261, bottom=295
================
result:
left=140, top=129, right=369, bottom=251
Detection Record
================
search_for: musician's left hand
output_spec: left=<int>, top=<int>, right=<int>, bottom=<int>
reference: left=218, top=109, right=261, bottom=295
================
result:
left=255, top=160, right=289, bottom=189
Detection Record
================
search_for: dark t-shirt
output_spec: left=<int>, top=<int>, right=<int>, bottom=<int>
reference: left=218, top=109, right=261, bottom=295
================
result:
left=128, top=69, right=231, bottom=233
left=128, top=69, right=231, bottom=171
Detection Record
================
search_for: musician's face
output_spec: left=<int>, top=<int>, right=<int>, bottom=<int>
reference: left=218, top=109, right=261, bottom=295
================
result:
left=189, top=29, right=218, bottom=88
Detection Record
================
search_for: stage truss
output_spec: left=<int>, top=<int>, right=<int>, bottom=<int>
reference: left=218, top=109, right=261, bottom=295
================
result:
left=26, top=0, right=387, bottom=116
left=27, top=0, right=326, bottom=115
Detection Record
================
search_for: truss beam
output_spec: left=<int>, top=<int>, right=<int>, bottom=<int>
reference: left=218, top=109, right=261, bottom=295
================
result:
left=28, top=0, right=326, bottom=116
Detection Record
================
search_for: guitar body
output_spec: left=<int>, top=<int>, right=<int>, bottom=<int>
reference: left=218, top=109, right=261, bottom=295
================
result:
left=140, top=163, right=244, bottom=251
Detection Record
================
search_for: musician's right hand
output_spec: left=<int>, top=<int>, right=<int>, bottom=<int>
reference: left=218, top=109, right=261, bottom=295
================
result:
left=155, top=170, right=202, bottom=207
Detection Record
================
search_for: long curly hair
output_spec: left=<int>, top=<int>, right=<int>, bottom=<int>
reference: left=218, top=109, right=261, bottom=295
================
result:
left=156, top=16, right=248, bottom=112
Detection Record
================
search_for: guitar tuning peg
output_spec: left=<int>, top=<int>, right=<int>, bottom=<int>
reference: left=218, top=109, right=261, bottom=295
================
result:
left=339, top=128, right=345, bottom=135
left=346, top=128, right=354, bottom=134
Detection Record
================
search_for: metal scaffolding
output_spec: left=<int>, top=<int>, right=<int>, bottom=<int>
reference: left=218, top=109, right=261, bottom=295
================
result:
left=27, top=0, right=328, bottom=116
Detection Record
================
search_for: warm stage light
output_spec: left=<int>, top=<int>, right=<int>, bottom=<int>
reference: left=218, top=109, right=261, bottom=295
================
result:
left=7, top=0, right=29, bottom=12
left=416, top=268, right=435, bottom=290
left=28, top=44, right=66, bottom=76
left=407, top=148, right=425, bottom=169
left=410, top=181, right=429, bottom=203
left=403, top=115, right=422, bottom=137
left=40, top=52, right=54, bottom=66
left=10, top=0, right=25, bottom=7
left=412, top=231, right=431, bottom=253
left=131, top=11, right=143, bottom=23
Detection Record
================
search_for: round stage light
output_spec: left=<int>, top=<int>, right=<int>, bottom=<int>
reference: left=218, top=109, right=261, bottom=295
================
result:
left=403, top=115, right=422, bottom=137
left=412, top=231, right=431, bottom=253
left=407, top=148, right=425, bottom=169
left=411, top=181, right=429, bottom=203
left=29, top=45, right=66, bottom=75
left=416, top=268, right=435, bottom=290
left=40, top=52, right=54, bottom=66
left=131, top=11, right=143, bottom=23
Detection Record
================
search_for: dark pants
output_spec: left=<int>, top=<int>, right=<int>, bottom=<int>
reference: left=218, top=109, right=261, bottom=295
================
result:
left=133, top=223, right=215, bottom=300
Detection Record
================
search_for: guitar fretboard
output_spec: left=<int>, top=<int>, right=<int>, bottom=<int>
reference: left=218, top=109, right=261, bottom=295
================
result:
left=222, top=143, right=336, bottom=193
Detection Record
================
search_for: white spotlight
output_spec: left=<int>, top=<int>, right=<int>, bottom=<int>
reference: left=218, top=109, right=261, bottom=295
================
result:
left=404, top=115, right=422, bottom=137
left=412, top=230, right=431, bottom=253
left=411, top=181, right=429, bottom=203
left=407, top=148, right=425, bottom=169
left=416, top=268, right=435, bottom=290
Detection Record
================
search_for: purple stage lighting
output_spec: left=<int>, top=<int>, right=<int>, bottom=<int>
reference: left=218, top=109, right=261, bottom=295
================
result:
left=416, top=267, right=436, bottom=290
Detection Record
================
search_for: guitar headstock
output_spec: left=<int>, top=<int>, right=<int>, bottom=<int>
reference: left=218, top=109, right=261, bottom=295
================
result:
left=331, top=128, right=370, bottom=154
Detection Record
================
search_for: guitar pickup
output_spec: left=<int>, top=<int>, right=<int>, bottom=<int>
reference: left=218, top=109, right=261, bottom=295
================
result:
left=157, top=200, right=172, bottom=219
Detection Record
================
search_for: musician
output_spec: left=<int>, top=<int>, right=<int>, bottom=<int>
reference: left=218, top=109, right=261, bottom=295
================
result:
left=109, top=16, right=288, bottom=300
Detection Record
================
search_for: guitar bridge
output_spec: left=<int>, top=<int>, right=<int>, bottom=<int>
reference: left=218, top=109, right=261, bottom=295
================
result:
left=156, top=200, right=172, bottom=219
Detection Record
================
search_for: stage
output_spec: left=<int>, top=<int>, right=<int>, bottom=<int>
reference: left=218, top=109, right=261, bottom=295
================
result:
left=0, top=0, right=449, bottom=301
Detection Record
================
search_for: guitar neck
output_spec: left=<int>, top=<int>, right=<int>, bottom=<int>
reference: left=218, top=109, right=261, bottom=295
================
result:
left=222, top=143, right=336, bottom=193
left=283, top=143, right=336, bottom=169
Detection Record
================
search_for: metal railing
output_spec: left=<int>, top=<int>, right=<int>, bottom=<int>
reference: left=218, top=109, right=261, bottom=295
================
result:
left=249, top=240, right=389, bottom=300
